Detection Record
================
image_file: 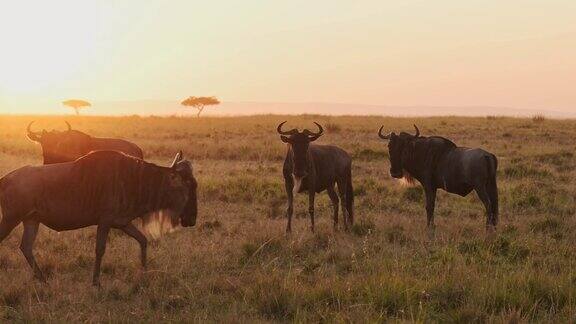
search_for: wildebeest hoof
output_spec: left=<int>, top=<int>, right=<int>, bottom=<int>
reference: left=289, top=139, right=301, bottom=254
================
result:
left=484, top=226, right=497, bottom=241
left=426, top=228, right=436, bottom=240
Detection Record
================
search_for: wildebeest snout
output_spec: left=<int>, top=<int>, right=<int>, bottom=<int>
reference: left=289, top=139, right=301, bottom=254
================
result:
left=390, top=169, right=403, bottom=179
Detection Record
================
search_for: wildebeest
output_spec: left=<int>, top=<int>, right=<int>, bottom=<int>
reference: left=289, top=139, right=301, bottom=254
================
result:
left=0, top=150, right=197, bottom=286
left=378, top=125, right=498, bottom=233
left=277, top=121, right=353, bottom=233
left=27, top=121, right=144, bottom=164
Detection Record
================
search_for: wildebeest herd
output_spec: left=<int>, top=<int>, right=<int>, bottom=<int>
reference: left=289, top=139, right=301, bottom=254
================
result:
left=0, top=121, right=498, bottom=286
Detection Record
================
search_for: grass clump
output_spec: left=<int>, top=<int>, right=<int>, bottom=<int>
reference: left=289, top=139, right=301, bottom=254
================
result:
left=503, top=163, right=551, bottom=180
left=402, top=186, right=423, bottom=202
left=325, top=122, right=342, bottom=133
left=529, top=217, right=561, bottom=234
left=351, top=218, right=376, bottom=236
left=532, top=114, right=546, bottom=123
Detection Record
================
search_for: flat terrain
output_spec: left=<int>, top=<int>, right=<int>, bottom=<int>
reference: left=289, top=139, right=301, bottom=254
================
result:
left=0, top=114, right=575, bottom=322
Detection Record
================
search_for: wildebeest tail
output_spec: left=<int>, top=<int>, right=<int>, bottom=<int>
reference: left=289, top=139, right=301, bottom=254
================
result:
left=346, top=167, right=354, bottom=225
left=0, top=177, right=6, bottom=223
left=485, top=154, right=499, bottom=217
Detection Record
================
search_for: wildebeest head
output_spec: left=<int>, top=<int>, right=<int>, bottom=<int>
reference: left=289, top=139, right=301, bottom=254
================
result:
left=378, top=124, right=420, bottom=179
left=167, top=151, right=198, bottom=227
left=277, top=121, right=324, bottom=179
left=27, top=121, right=92, bottom=164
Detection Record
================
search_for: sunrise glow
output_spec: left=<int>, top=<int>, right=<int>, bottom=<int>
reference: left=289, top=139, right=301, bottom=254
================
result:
left=0, top=0, right=574, bottom=115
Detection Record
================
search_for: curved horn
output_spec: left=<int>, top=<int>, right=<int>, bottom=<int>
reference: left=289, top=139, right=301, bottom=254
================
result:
left=313, top=122, right=324, bottom=136
left=277, top=121, right=298, bottom=135
left=413, top=124, right=420, bottom=137
left=170, top=150, right=183, bottom=168
left=26, top=121, right=42, bottom=141
left=378, top=125, right=391, bottom=139
left=65, top=121, right=71, bottom=131
left=303, top=122, right=324, bottom=137
left=27, top=121, right=35, bottom=134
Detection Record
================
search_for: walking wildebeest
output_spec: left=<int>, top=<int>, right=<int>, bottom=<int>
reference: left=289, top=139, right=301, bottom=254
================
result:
left=378, top=125, right=498, bottom=234
left=277, top=121, right=353, bottom=233
left=0, top=150, right=197, bottom=286
left=27, top=121, right=144, bottom=164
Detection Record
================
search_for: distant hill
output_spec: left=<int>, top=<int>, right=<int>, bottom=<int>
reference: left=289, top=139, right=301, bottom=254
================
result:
left=3, top=100, right=575, bottom=118
left=90, top=101, right=576, bottom=118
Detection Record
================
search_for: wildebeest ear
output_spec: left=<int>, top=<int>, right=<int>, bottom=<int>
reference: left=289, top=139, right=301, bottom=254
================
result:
left=280, top=136, right=291, bottom=143
left=308, top=134, right=322, bottom=142
left=170, top=151, right=183, bottom=168
left=27, top=133, right=41, bottom=142
left=175, top=160, right=192, bottom=173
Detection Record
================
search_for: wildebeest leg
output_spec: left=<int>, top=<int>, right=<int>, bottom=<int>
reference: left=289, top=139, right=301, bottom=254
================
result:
left=20, top=220, right=45, bottom=281
left=93, top=224, right=110, bottom=286
left=475, top=185, right=494, bottom=232
left=308, top=190, right=315, bottom=233
left=336, top=180, right=350, bottom=230
left=424, top=187, right=437, bottom=238
left=327, top=186, right=339, bottom=230
left=121, top=224, right=148, bottom=269
left=285, top=178, right=294, bottom=233
left=487, top=178, right=499, bottom=227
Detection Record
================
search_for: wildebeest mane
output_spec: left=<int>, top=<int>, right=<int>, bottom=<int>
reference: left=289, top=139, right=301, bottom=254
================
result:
left=399, top=135, right=458, bottom=185
left=71, top=151, right=175, bottom=216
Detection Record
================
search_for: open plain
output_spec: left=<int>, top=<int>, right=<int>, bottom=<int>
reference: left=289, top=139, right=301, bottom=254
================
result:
left=0, top=114, right=575, bottom=322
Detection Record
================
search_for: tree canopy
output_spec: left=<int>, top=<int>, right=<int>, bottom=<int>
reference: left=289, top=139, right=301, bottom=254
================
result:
left=181, top=96, right=220, bottom=117
left=63, top=99, right=91, bottom=115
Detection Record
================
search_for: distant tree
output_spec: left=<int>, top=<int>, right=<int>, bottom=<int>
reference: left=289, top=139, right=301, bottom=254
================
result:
left=181, top=96, right=220, bottom=117
left=63, top=99, right=91, bottom=115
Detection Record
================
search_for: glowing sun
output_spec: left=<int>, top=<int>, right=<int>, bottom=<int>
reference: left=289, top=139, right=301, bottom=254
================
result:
left=0, top=1, right=99, bottom=94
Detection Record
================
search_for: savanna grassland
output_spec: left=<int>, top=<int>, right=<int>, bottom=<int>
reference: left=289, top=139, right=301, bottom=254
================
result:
left=1, top=114, right=576, bottom=323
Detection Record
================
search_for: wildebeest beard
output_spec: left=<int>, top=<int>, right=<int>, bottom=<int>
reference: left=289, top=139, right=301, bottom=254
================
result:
left=141, top=210, right=180, bottom=239
left=397, top=169, right=417, bottom=187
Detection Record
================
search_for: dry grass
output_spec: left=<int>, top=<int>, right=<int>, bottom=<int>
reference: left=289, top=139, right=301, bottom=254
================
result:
left=532, top=114, right=547, bottom=123
left=1, top=114, right=576, bottom=322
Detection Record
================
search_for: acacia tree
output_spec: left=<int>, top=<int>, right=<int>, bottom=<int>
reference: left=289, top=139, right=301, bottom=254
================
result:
left=63, top=99, right=91, bottom=115
left=181, top=96, right=220, bottom=117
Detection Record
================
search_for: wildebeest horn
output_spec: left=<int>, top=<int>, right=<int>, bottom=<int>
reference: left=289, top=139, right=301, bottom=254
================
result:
left=170, top=151, right=183, bottom=168
left=65, top=121, right=71, bottom=131
left=378, top=125, right=391, bottom=139
left=413, top=124, right=420, bottom=137
left=303, top=122, right=324, bottom=137
left=26, top=121, right=42, bottom=141
left=27, top=121, right=35, bottom=134
left=277, top=121, right=298, bottom=135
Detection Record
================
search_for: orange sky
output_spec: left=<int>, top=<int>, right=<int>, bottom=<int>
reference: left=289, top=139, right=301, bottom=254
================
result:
left=0, top=0, right=575, bottom=114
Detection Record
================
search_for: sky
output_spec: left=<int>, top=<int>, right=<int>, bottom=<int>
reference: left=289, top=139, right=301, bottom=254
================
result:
left=0, top=0, right=575, bottom=115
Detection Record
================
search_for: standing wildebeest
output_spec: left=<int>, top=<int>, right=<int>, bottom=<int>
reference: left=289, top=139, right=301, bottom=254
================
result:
left=378, top=125, right=498, bottom=233
left=277, top=121, right=353, bottom=233
left=27, top=121, right=144, bottom=164
left=0, top=150, right=197, bottom=286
